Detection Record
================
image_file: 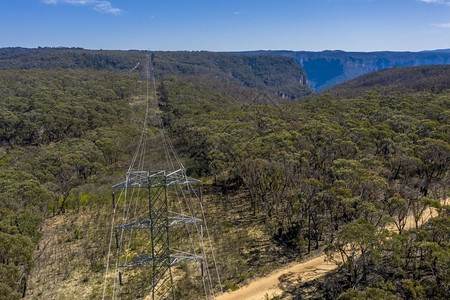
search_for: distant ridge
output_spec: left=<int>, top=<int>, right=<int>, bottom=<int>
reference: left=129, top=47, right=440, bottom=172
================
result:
left=2, top=47, right=449, bottom=93
left=0, top=47, right=312, bottom=99
left=420, top=49, right=450, bottom=53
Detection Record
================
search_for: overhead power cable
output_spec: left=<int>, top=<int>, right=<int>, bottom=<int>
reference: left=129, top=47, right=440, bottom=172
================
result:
left=103, top=53, right=222, bottom=299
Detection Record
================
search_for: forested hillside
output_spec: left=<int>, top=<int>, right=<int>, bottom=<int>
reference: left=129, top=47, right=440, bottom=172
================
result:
left=239, top=50, right=450, bottom=91
left=0, top=69, right=142, bottom=299
left=0, top=54, right=448, bottom=300
left=0, top=48, right=311, bottom=99
left=322, top=65, right=450, bottom=98
left=158, top=66, right=449, bottom=299
left=0, top=48, right=145, bottom=72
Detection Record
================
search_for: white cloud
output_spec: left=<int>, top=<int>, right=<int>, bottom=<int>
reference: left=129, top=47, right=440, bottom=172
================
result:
left=65, top=0, right=95, bottom=4
left=234, top=11, right=243, bottom=15
left=94, top=1, right=122, bottom=15
left=432, top=23, right=450, bottom=28
left=418, top=0, right=450, bottom=5
left=42, top=0, right=122, bottom=15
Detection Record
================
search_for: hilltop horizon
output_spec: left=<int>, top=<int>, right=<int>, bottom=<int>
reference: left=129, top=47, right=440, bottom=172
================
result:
left=2, top=46, right=450, bottom=53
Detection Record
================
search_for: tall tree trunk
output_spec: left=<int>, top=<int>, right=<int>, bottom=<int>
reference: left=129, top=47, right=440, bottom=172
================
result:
left=307, top=202, right=311, bottom=254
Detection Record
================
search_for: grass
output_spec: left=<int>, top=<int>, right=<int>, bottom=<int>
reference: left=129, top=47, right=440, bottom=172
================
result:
left=26, top=179, right=322, bottom=299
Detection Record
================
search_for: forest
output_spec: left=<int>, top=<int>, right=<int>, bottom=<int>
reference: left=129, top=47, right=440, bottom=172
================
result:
left=0, top=68, right=141, bottom=299
left=0, top=50, right=448, bottom=299
left=0, top=48, right=311, bottom=99
left=158, top=70, right=449, bottom=298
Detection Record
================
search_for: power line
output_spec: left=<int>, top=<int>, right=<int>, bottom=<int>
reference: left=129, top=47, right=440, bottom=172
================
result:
left=102, top=53, right=222, bottom=299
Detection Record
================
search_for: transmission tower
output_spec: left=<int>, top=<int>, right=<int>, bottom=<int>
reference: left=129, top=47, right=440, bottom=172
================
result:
left=102, top=53, right=222, bottom=300
left=113, top=169, right=205, bottom=299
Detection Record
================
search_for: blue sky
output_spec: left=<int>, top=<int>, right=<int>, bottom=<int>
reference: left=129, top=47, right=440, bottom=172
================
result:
left=1, top=0, right=449, bottom=51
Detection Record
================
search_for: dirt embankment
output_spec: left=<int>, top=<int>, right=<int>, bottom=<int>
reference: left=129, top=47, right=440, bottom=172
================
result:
left=216, top=206, right=441, bottom=300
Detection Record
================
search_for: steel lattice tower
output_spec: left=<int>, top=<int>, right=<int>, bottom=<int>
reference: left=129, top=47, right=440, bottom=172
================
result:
left=113, top=169, right=203, bottom=300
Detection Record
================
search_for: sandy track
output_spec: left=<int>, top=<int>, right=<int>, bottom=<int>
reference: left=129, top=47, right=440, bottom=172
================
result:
left=216, top=255, right=335, bottom=300
left=217, top=206, right=440, bottom=300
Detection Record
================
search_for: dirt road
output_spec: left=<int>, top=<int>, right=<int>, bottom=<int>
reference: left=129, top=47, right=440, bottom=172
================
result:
left=216, top=207, right=439, bottom=300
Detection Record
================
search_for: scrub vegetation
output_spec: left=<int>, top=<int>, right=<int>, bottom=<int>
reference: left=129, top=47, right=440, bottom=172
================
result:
left=0, top=49, right=448, bottom=299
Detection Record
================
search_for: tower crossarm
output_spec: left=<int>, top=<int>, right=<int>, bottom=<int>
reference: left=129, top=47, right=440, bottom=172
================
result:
left=118, top=250, right=202, bottom=268
left=168, top=212, right=203, bottom=228
left=119, top=256, right=154, bottom=268
left=169, top=250, right=203, bottom=267
left=115, top=216, right=152, bottom=230
left=112, top=169, right=200, bottom=189
left=115, top=212, right=202, bottom=230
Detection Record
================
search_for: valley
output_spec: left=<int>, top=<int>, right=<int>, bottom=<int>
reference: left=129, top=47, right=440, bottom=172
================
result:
left=239, top=50, right=450, bottom=91
left=0, top=49, right=448, bottom=299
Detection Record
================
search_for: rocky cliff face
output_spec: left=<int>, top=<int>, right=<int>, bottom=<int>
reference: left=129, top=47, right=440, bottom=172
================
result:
left=238, top=50, right=450, bottom=91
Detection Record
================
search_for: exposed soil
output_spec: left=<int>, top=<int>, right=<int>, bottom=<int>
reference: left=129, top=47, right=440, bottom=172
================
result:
left=216, top=206, right=440, bottom=300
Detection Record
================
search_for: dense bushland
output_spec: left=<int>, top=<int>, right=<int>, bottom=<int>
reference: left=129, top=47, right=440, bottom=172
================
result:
left=158, top=71, right=449, bottom=298
left=0, top=61, right=448, bottom=299
left=0, top=69, right=141, bottom=299
left=0, top=48, right=312, bottom=99
left=281, top=208, right=449, bottom=299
